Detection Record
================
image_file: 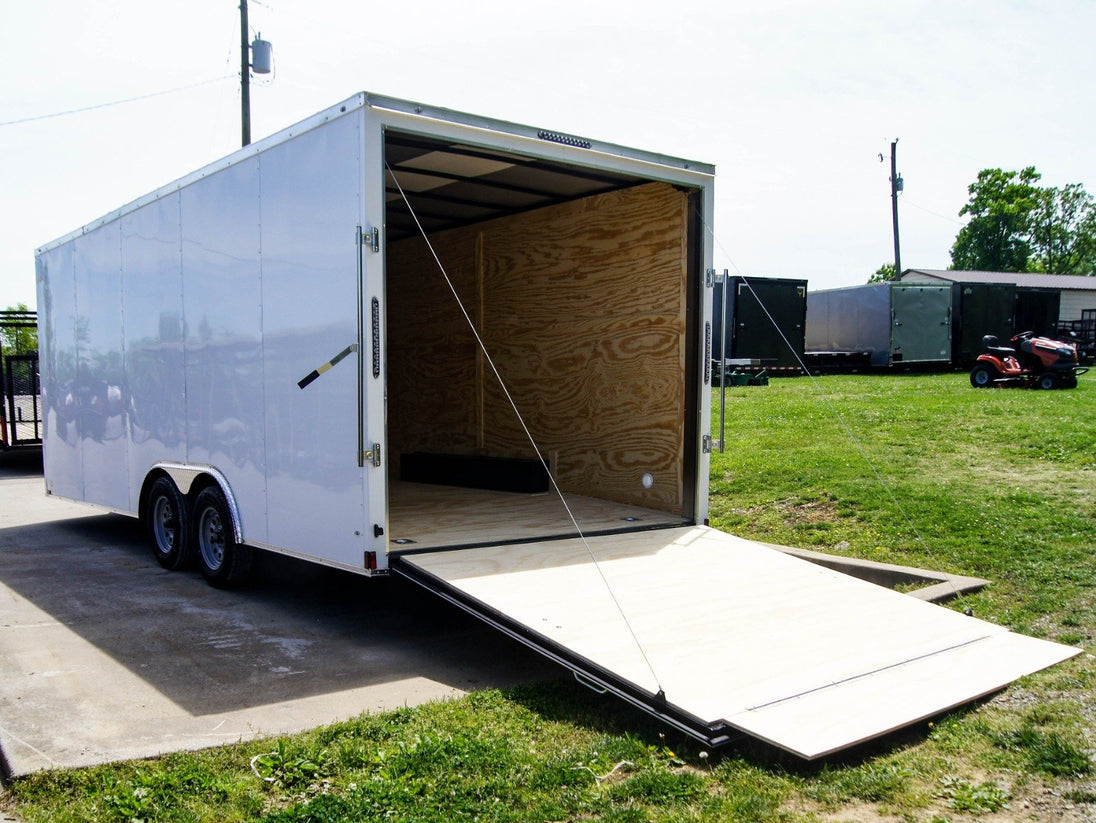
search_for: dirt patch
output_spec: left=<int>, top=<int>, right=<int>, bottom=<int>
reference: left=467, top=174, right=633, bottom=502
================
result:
left=725, top=497, right=841, bottom=526
left=947, top=452, right=1096, bottom=504
left=787, top=781, right=1096, bottom=822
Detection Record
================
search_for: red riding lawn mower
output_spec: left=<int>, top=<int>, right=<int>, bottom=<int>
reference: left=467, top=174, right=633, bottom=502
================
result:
left=970, top=331, right=1088, bottom=390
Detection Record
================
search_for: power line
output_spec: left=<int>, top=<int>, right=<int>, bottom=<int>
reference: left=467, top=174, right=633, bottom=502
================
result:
left=0, top=76, right=235, bottom=128
left=902, top=199, right=965, bottom=226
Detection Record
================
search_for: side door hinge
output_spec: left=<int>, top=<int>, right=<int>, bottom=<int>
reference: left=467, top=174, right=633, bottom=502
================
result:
left=362, top=442, right=382, bottom=467
left=361, top=226, right=380, bottom=253
left=705, top=268, right=729, bottom=288
left=702, top=434, right=721, bottom=453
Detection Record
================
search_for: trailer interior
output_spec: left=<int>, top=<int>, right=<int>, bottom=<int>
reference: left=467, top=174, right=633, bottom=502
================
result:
left=382, top=129, right=703, bottom=551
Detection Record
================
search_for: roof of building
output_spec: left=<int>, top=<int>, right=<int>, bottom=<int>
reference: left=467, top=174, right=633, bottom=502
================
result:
left=902, top=269, right=1096, bottom=291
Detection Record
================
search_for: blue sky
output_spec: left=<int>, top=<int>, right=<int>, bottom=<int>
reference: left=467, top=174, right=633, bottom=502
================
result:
left=3, top=0, right=1094, bottom=308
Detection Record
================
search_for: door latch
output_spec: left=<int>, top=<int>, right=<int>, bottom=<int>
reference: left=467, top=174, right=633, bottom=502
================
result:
left=361, top=226, right=380, bottom=253
left=363, top=443, right=382, bottom=467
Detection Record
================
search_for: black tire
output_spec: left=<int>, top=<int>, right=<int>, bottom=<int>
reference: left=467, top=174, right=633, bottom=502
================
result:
left=969, top=364, right=996, bottom=388
left=1038, top=373, right=1059, bottom=391
left=1064, top=375, right=1078, bottom=389
left=193, top=486, right=253, bottom=588
left=146, top=477, right=194, bottom=570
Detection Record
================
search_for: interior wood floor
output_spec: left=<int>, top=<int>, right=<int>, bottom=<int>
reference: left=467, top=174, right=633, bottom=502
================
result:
left=387, top=480, right=687, bottom=552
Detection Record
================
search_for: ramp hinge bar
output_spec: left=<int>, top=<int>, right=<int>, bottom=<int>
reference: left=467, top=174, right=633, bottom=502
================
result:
left=361, top=226, right=380, bottom=253
left=363, top=443, right=382, bottom=467
left=702, top=434, right=720, bottom=453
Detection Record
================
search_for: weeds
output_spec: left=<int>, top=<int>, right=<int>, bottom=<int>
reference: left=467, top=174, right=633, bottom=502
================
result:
left=991, top=726, right=1093, bottom=777
left=934, top=775, right=1010, bottom=812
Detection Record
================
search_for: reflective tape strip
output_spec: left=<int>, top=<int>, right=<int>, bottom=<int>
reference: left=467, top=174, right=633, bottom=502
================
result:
left=297, top=343, right=358, bottom=389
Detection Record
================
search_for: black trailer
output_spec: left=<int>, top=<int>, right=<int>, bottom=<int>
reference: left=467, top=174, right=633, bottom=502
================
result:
left=711, top=275, right=806, bottom=377
left=1014, top=288, right=1061, bottom=338
left=0, top=309, right=41, bottom=449
left=952, top=282, right=1015, bottom=366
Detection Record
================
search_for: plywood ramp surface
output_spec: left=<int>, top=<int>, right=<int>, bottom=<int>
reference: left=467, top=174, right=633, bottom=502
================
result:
left=396, top=526, right=1079, bottom=758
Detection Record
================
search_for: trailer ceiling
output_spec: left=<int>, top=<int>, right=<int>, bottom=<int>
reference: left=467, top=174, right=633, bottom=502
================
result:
left=384, top=132, right=648, bottom=242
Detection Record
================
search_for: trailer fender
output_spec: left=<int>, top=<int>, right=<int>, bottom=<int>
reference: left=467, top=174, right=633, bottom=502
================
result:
left=144, top=463, right=245, bottom=544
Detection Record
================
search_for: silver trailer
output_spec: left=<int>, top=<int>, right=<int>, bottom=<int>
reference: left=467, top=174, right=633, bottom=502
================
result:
left=36, top=93, right=1074, bottom=759
left=806, top=282, right=953, bottom=367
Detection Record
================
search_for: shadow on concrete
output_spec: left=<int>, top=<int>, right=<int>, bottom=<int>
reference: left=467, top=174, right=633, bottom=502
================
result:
left=0, top=498, right=560, bottom=719
left=0, top=448, right=42, bottom=478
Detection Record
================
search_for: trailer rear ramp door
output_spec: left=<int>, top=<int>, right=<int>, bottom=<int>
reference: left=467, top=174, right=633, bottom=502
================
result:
left=391, top=526, right=1078, bottom=759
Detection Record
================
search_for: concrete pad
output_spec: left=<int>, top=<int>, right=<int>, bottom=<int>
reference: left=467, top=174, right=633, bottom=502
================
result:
left=0, top=450, right=559, bottom=777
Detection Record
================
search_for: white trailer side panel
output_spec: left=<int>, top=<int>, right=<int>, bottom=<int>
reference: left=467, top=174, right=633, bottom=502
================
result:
left=74, top=221, right=130, bottom=510
left=180, top=155, right=268, bottom=543
left=38, top=104, right=377, bottom=570
left=36, top=243, right=82, bottom=502
left=120, top=193, right=187, bottom=497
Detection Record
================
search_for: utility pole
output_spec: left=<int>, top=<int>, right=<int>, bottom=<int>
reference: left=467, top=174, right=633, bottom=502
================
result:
left=240, top=0, right=251, bottom=146
left=890, top=139, right=902, bottom=278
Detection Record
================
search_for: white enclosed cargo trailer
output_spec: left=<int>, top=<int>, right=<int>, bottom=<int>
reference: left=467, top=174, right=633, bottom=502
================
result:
left=36, top=93, right=1076, bottom=758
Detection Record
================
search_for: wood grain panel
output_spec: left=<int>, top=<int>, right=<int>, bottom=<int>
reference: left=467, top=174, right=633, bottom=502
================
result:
left=386, top=182, right=689, bottom=512
left=386, top=231, right=480, bottom=472
left=481, top=183, right=688, bottom=511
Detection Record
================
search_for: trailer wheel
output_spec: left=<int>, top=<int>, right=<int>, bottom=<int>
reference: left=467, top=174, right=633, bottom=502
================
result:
left=146, top=477, right=193, bottom=570
left=1038, top=373, right=1059, bottom=390
left=969, top=364, right=996, bottom=388
left=193, top=486, right=253, bottom=588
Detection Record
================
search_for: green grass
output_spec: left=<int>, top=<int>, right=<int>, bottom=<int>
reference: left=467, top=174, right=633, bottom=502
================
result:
left=3, top=373, right=1095, bottom=822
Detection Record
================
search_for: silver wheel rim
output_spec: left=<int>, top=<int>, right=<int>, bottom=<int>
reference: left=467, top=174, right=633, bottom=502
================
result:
left=199, top=506, right=226, bottom=571
left=152, top=496, right=175, bottom=554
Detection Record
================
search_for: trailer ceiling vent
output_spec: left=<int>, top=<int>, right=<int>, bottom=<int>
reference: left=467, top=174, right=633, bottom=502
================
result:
left=537, top=130, right=592, bottom=149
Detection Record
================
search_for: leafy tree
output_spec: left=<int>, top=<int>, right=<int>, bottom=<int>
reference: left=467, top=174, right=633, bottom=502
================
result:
left=1, top=302, right=38, bottom=355
left=950, top=167, right=1096, bottom=275
left=868, top=262, right=897, bottom=283
left=1028, top=183, right=1096, bottom=275
left=950, top=167, right=1041, bottom=272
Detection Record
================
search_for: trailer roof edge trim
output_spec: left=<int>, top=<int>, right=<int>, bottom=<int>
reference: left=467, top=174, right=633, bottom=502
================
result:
left=362, top=92, right=715, bottom=177
left=36, top=91, right=714, bottom=255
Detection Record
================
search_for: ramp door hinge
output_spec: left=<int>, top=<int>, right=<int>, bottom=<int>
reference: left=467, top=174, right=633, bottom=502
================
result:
left=705, top=268, right=716, bottom=288
left=702, top=434, right=721, bottom=453
left=361, top=226, right=380, bottom=253
left=363, top=443, right=382, bottom=467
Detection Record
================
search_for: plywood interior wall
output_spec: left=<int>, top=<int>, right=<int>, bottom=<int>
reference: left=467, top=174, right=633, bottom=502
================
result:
left=386, top=181, right=689, bottom=513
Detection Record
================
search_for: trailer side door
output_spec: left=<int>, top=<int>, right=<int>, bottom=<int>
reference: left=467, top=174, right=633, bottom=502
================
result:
left=258, top=111, right=383, bottom=572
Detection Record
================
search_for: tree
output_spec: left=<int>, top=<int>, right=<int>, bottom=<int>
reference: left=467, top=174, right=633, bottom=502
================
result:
left=1, top=303, right=38, bottom=355
left=867, top=262, right=897, bottom=283
left=950, top=167, right=1096, bottom=275
left=950, top=167, right=1041, bottom=272
left=1028, top=183, right=1096, bottom=275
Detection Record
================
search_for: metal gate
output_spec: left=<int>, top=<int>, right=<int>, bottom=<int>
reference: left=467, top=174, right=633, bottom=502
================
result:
left=1, top=353, right=41, bottom=448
